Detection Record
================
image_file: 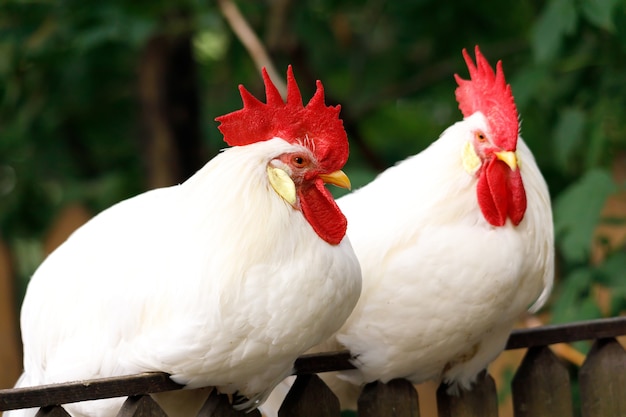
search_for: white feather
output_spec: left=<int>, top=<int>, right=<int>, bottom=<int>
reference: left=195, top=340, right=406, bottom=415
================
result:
left=261, top=112, right=554, bottom=415
left=335, top=113, right=553, bottom=387
left=9, top=138, right=361, bottom=417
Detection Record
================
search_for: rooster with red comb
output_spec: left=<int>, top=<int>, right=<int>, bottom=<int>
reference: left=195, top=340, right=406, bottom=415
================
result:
left=9, top=67, right=361, bottom=417
left=262, top=46, right=554, bottom=415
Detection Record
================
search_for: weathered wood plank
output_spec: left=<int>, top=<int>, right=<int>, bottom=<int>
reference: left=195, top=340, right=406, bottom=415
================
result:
left=3, top=317, right=626, bottom=412
left=196, top=390, right=261, bottom=417
left=506, top=317, right=626, bottom=349
left=116, top=395, right=168, bottom=417
left=580, top=338, right=626, bottom=417
left=0, top=373, right=182, bottom=411
left=357, top=379, right=419, bottom=417
left=279, top=374, right=339, bottom=417
left=436, top=372, right=498, bottom=417
left=512, top=346, right=573, bottom=417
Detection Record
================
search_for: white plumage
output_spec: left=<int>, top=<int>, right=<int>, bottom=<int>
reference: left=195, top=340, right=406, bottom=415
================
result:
left=261, top=47, right=554, bottom=414
left=333, top=113, right=552, bottom=392
left=9, top=69, right=362, bottom=416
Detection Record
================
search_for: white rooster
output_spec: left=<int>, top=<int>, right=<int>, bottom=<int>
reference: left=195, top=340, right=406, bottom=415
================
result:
left=8, top=67, right=362, bottom=417
left=263, top=46, right=554, bottom=414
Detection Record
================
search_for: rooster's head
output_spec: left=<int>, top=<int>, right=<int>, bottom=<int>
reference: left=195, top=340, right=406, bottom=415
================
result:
left=455, top=46, right=526, bottom=227
left=215, top=66, right=351, bottom=245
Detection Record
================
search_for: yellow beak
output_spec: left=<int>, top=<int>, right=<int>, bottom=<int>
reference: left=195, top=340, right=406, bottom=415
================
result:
left=495, top=151, right=518, bottom=171
left=319, top=170, right=351, bottom=190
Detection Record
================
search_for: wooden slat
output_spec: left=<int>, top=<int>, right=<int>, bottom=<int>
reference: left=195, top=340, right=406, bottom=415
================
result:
left=580, top=338, right=626, bottom=417
left=357, top=379, right=420, bottom=417
left=436, top=372, right=498, bottom=417
left=116, top=395, right=168, bottom=417
left=506, top=316, right=626, bottom=349
left=512, top=346, right=573, bottom=417
left=279, top=374, right=339, bottom=417
left=0, top=373, right=182, bottom=411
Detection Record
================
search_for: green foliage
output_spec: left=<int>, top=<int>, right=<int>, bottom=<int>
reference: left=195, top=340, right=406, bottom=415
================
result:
left=0, top=1, right=148, bottom=239
left=1, top=0, right=626, bottom=322
left=552, top=107, right=586, bottom=174
left=579, top=0, right=620, bottom=31
left=532, top=0, right=578, bottom=63
left=551, top=268, right=599, bottom=324
left=523, top=0, right=626, bottom=325
left=554, top=169, right=617, bottom=263
left=595, top=251, right=626, bottom=314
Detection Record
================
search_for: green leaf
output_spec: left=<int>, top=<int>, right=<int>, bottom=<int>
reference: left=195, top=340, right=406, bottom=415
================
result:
left=579, top=0, right=618, bottom=31
left=551, top=268, right=596, bottom=323
left=610, top=287, right=626, bottom=316
left=584, top=119, right=608, bottom=170
left=594, top=251, right=626, bottom=287
left=594, top=252, right=626, bottom=315
left=552, top=107, right=586, bottom=173
left=193, top=29, right=229, bottom=63
left=577, top=297, right=603, bottom=320
left=510, top=66, right=549, bottom=110
left=531, top=0, right=578, bottom=63
left=554, top=169, right=617, bottom=262
left=614, top=3, right=626, bottom=50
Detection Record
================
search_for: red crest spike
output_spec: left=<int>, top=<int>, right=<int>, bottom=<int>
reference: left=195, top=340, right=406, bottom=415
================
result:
left=215, top=65, right=349, bottom=171
left=261, top=68, right=284, bottom=106
left=454, top=46, right=519, bottom=151
left=239, top=87, right=263, bottom=109
left=286, top=67, right=303, bottom=107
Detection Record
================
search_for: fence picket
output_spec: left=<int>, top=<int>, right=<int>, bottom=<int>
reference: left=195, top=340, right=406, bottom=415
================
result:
left=357, top=379, right=419, bottom=417
left=34, top=405, right=71, bottom=417
left=512, top=346, right=573, bottom=417
left=116, top=395, right=168, bottom=417
left=436, top=372, right=498, bottom=417
left=579, top=337, right=626, bottom=417
left=196, top=391, right=261, bottom=417
left=278, top=374, right=339, bottom=417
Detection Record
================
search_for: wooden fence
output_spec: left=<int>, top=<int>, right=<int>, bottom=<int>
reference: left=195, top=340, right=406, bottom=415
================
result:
left=1, top=316, right=625, bottom=417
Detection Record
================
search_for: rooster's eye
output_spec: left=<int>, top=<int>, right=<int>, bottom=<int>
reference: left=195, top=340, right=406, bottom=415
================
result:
left=475, top=132, right=487, bottom=142
left=292, top=156, right=306, bottom=167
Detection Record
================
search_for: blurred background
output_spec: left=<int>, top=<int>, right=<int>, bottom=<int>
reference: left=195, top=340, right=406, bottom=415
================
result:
left=1, top=0, right=625, bottom=415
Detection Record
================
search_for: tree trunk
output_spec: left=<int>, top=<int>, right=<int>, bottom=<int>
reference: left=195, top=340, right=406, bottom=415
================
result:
left=138, top=14, right=202, bottom=189
left=0, top=239, right=21, bottom=388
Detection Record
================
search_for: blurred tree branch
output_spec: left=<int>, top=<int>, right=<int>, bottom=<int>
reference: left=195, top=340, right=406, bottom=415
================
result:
left=217, top=0, right=287, bottom=97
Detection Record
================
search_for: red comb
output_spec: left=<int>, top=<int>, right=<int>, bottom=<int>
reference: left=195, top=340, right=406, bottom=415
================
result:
left=454, top=46, right=519, bottom=151
left=215, top=66, right=348, bottom=171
